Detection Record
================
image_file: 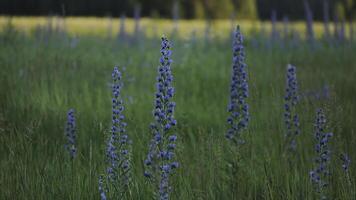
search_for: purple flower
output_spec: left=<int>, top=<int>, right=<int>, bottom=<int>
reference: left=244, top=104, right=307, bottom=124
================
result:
left=284, top=64, right=300, bottom=151
left=65, top=109, right=76, bottom=159
left=310, top=108, right=333, bottom=198
left=144, top=37, right=179, bottom=200
left=168, top=135, right=177, bottom=142
left=100, top=66, right=131, bottom=198
left=144, top=171, right=151, bottom=178
left=226, top=26, right=249, bottom=145
left=171, top=162, right=179, bottom=169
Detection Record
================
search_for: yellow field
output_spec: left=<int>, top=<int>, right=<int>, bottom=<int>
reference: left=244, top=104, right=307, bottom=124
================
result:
left=0, top=16, right=354, bottom=39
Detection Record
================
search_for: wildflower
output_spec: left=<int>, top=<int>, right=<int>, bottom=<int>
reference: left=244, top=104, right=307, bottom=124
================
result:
left=226, top=26, right=249, bottom=145
left=100, top=66, right=131, bottom=199
left=106, top=134, right=117, bottom=179
left=144, top=37, right=178, bottom=200
left=65, top=109, right=76, bottom=159
left=309, top=108, right=333, bottom=199
left=284, top=64, right=300, bottom=151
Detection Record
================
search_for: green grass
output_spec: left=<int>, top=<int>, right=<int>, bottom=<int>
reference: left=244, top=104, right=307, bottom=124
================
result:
left=1, top=16, right=355, bottom=39
left=0, top=19, right=355, bottom=199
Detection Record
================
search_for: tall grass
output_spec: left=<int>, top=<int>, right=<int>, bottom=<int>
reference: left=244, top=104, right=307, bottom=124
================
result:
left=0, top=20, right=355, bottom=199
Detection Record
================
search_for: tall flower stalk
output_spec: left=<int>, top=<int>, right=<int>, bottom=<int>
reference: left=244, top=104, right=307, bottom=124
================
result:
left=65, top=108, right=77, bottom=159
left=340, top=152, right=354, bottom=197
left=284, top=64, right=300, bottom=151
left=309, top=108, right=333, bottom=199
left=144, top=37, right=179, bottom=200
left=226, top=26, right=249, bottom=145
left=100, top=66, right=131, bottom=199
left=64, top=108, right=77, bottom=199
left=224, top=26, right=250, bottom=199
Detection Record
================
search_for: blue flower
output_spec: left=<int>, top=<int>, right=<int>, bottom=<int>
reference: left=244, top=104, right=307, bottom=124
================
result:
left=144, top=171, right=151, bottom=178
left=284, top=64, right=300, bottom=151
left=65, top=109, right=77, bottom=159
left=100, top=66, right=132, bottom=198
left=310, top=108, right=333, bottom=198
left=106, top=134, right=117, bottom=179
left=144, top=37, right=179, bottom=200
left=226, top=26, right=249, bottom=145
left=170, top=162, right=179, bottom=169
left=168, top=135, right=177, bottom=142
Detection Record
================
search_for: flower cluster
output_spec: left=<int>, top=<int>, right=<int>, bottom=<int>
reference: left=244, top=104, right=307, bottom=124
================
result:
left=65, top=109, right=77, bottom=159
left=100, top=66, right=131, bottom=199
left=144, top=37, right=178, bottom=200
left=226, top=26, right=249, bottom=145
left=309, top=108, right=333, bottom=198
left=284, top=64, right=300, bottom=151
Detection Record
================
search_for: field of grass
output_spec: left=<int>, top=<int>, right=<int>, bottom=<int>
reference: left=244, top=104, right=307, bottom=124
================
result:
left=0, top=17, right=355, bottom=199
left=1, top=16, right=355, bottom=39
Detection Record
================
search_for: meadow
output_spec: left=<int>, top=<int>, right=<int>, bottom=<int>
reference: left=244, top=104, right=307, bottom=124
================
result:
left=0, top=17, right=355, bottom=199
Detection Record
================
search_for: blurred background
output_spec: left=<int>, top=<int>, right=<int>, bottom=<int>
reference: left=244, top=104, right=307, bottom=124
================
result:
left=0, top=0, right=355, bottom=40
left=0, top=0, right=355, bottom=21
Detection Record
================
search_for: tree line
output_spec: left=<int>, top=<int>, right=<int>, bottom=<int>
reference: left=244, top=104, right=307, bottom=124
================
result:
left=0, top=0, right=355, bottom=20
